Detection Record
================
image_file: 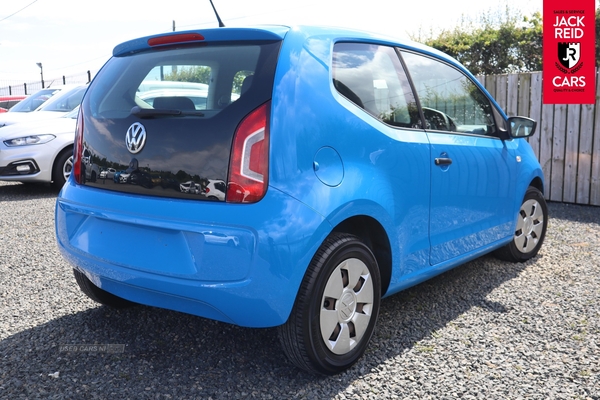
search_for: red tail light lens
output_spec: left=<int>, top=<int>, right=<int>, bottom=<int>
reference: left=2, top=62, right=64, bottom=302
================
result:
left=73, top=109, right=84, bottom=184
left=227, top=102, right=270, bottom=203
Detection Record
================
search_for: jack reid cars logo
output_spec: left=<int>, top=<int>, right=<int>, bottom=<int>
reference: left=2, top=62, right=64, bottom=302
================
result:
left=126, top=122, right=147, bottom=154
left=552, top=15, right=586, bottom=88
left=557, top=42, right=581, bottom=70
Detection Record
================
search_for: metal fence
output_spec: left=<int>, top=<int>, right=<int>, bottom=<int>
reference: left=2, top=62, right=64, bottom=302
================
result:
left=477, top=69, right=600, bottom=207
left=0, top=70, right=95, bottom=96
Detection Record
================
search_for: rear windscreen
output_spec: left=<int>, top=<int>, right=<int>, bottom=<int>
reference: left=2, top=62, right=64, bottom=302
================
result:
left=80, top=41, right=280, bottom=201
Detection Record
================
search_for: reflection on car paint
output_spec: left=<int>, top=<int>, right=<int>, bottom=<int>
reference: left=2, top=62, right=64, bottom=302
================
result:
left=202, top=231, right=240, bottom=247
left=88, top=154, right=227, bottom=200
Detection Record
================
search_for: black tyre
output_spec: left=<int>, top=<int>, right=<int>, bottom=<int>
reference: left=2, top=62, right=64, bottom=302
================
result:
left=494, top=186, right=548, bottom=262
left=73, top=269, right=135, bottom=308
left=278, top=233, right=381, bottom=375
left=52, top=148, right=73, bottom=189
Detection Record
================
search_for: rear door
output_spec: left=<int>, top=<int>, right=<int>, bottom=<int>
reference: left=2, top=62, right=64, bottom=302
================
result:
left=400, top=51, right=519, bottom=265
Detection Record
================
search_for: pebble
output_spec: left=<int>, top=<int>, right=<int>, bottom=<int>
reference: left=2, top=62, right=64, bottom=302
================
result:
left=0, top=181, right=598, bottom=398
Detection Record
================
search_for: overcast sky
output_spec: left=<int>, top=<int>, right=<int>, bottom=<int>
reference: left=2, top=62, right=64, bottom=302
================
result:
left=1, top=0, right=542, bottom=84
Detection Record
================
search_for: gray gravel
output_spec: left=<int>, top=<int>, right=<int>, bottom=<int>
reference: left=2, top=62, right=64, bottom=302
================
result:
left=1, top=180, right=598, bottom=399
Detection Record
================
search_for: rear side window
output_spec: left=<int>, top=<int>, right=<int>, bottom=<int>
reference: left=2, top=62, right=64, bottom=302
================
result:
left=0, top=99, right=23, bottom=109
left=40, top=86, right=87, bottom=112
left=400, top=51, right=496, bottom=135
left=10, top=88, right=59, bottom=112
left=332, top=43, right=420, bottom=129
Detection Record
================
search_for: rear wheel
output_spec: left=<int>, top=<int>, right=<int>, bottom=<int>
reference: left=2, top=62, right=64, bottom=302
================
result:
left=52, top=149, right=73, bottom=189
left=73, top=269, right=135, bottom=308
left=278, top=233, right=381, bottom=375
left=494, top=186, right=548, bottom=262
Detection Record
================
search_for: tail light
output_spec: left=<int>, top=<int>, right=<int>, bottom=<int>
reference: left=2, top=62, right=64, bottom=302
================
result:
left=73, top=109, right=84, bottom=184
left=227, top=102, right=270, bottom=203
left=148, top=33, right=204, bottom=47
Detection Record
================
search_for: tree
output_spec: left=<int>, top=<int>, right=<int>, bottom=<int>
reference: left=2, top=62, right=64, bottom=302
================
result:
left=419, top=6, right=600, bottom=74
left=417, top=8, right=542, bottom=75
left=164, top=67, right=252, bottom=94
left=596, top=8, right=600, bottom=67
left=165, top=66, right=211, bottom=84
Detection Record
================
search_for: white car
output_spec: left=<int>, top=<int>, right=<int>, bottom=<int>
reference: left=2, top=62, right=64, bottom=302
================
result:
left=81, top=147, right=100, bottom=183
left=137, top=80, right=209, bottom=92
left=201, top=179, right=226, bottom=201
left=100, top=168, right=116, bottom=179
left=136, top=82, right=239, bottom=110
left=118, top=172, right=130, bottom=183
left=179, top=180, right=201, bottom=194
left=0, top=84, right=87, bottom=128
left=139, top=89, right=209, bottom=110
left=5, top=88, right=60, bottom=113
left=0, top=107, right=78, bottom=188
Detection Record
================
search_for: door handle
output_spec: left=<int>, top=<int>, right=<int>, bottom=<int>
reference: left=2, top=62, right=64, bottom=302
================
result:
left=434, top=157, right=452, bottom=166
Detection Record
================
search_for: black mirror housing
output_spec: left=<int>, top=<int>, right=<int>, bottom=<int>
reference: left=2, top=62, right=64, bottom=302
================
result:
left=508, top=116, right=537, bottom=138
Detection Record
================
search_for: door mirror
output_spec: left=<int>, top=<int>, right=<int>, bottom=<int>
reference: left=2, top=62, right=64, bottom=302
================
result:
left=508, top=116, right=536, bottom=138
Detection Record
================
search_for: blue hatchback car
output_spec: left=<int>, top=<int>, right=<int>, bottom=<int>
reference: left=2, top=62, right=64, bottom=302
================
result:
left=55, top=25, right=547, bottom=375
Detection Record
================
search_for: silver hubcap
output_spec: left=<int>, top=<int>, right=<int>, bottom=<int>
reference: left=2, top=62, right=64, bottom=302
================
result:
left=320, top=258, right=374, bottom=355
left=63, top=156, right=73, bottom=182
left=514, top=199, right=544, bottom=253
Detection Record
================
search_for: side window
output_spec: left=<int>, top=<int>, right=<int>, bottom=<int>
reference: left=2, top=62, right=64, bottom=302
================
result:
left=332, top=43, right=420, bottom=129
left=40, top=86, right=87, bottom=112
left=233, top=70, right=254, bottom=98
left=401, top=51, right=496, bottom=135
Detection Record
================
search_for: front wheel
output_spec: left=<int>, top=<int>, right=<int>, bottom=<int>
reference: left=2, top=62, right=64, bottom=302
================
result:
left=278, top=233, right=381, bottom=375
left=52, top=149, right=73, bottom=189
left=494, top=186, right=548, bottom=262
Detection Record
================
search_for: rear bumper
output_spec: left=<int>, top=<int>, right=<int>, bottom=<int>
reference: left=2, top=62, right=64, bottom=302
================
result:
left=55, top=181, right=329, bottom=327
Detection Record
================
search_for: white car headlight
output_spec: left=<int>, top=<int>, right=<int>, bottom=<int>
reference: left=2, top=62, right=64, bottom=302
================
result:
left=3, top=134, right=56, bottom=147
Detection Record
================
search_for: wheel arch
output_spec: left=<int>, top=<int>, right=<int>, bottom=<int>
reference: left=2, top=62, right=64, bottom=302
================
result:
left=331, top=215, right=392, bottom=296
left=52, top=145, right=74, bottom=172
left=529, top=176, right=544, bottom=195
left=51, top=144, right=74, bottom=184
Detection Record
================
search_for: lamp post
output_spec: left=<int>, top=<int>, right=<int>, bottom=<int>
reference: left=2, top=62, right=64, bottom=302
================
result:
left=36, top=62, right=44, bottom=88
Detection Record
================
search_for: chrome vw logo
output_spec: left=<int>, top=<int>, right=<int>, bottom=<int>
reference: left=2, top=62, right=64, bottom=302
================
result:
left=338, top=292, right=356, bottom=321
left=125, top=122, right=147, bottom=154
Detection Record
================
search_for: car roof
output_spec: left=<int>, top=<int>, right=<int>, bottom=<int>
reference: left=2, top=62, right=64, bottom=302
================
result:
left=284, top=25, right=463, bottom=67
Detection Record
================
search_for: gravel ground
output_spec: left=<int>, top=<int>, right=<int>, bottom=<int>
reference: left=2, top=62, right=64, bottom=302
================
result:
left=0, top=180, right=598, bottom=399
